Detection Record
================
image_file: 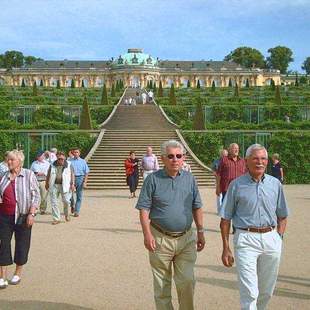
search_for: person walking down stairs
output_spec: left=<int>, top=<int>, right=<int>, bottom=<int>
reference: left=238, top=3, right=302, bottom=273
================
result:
left=141, top=147, right=159, bottom=180
left=124, top=151, right=140, bottom=199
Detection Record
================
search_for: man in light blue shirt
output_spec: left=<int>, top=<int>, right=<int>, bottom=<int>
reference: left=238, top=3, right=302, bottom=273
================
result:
left=219, top=144, right=289, bottom=310
left=68, top=148, right=89, bottom=217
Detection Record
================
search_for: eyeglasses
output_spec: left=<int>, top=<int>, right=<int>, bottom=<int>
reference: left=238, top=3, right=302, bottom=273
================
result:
left=167, top=154, right=183, bottom=160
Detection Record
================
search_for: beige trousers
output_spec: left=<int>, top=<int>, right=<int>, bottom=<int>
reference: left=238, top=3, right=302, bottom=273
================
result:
left=38, top=180, right=48, bottom=212
left=149, top=226, right=197, bottom=310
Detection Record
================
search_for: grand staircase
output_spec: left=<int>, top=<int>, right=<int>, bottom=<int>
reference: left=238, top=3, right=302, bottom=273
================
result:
left=86, top=88, right=215, bottom=189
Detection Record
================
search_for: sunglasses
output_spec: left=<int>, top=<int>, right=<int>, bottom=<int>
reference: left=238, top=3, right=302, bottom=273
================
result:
left=167, top=154, right=183, bottom=160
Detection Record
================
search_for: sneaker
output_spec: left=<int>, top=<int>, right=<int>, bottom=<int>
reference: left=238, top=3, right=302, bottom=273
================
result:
left=0, top=278, right=8, bottom=289
left=9, top=275, right=21, bottom=285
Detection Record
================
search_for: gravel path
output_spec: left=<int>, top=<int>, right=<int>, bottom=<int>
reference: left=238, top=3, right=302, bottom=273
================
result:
left=0, top=185, right=309, bottom=309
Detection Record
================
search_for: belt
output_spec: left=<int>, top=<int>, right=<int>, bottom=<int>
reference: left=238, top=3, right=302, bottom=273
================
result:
left=150, top=221, right=189, bottom=238
left=237, top=226, right=275, bottom=233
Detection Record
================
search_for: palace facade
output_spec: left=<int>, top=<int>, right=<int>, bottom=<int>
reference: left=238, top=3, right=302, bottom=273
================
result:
left=0, top=48, right=281, bottom=88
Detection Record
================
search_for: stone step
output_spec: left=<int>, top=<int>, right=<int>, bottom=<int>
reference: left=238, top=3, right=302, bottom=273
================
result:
left=86, top=88, right=213, bottom=189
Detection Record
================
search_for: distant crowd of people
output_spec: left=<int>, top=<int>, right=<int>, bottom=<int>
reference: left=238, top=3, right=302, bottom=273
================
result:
left=123, top=90, right=154, bottom=106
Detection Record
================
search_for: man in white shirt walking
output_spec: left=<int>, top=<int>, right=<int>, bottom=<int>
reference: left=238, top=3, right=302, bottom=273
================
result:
left=141, top=147, right=159, bottom=180
left=30, top=150, right=50, bottom=214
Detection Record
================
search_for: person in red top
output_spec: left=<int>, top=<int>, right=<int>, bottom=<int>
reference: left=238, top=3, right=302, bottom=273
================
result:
left=124, top=151, right=140, bottom=199
left=216, top=143, right=247, bottom=201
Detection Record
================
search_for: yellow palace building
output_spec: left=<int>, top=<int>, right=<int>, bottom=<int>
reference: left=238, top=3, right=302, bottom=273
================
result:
left=0, top=48, right=281, bottom=88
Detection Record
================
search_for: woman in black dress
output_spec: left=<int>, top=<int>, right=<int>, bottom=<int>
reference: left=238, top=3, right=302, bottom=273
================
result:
left=124, top=151, right=139, bottom=198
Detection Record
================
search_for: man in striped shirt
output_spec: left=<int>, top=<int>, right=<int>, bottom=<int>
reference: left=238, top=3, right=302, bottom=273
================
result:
left=216, top=143, right=247, bottom=201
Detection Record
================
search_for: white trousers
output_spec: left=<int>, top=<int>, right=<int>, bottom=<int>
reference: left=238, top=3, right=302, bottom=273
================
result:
left=234, top=229, right=282, bottom=310
left=50, top=184, right=72, bottom=221
left=143, top=170, right=154, bottom=180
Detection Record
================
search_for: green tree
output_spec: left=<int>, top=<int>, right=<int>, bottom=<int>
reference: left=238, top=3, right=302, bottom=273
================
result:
left=228, top=78, right=232, bottom=87
left=153, top=82, right=157, bottom=93
left=32, top=81, right=38, bottom=96
left=211, top=80, right=216, bottom=92
left=224, top=46, right=265, bottom=68
left=302, top=57, right=310, bottom=75
left=197, top=80, right=201, bottom=89
left=158, top=80, right=163, bottom=97
left=40, top=79, right=44, bottom=87
left=169, top=83, right=177, bottom=105
left=21, top=79, right=26, bottom=87
left=2, top=50, right=24, bottom=69
left=187, top=80, right=191, bottom=88
left=300, top=76, right=308, bottom=84
left=81, top=80, right=85, bottom=88
left=111, top=83, right=116, bottom=97
left=266, top=46, right=293, bottom=74
left=295, top=74, right=299, bottom=87
left=270, top=79, right=275, bottom=91
left=193, top=98, right=205, bottom=130
left=71, top=79, right=75, bottom=88
left=234, top=83, right=239, bottom=97
left=115, top=80, right=119, bottom=92
left=0, top=54, right=4, bottom=68
left=24, top=56, right=41, bottom=65
left=57, top=80, right=61, bottom=89
left=245, top=79, right=250, bottom=88
left=79, top=96, right=93, bottom=129
left=101, top=84, right=108, bottom=105
left=275, top=85, right=282, bottom=104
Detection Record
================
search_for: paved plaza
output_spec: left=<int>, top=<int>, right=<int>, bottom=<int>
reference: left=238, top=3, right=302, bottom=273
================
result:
left=0, top=185, right=309, bottom=310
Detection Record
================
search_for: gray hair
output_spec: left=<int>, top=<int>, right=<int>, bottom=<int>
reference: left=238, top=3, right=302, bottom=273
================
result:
left=161, top=140, right=185, bottom=156
left=50, top=148, right=57, bottom=153
left=245, top=144, right=268, bottom=158
left=7, top=149, right=25, bottom=165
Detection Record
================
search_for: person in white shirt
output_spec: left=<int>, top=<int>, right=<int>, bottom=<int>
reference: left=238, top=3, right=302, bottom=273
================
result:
left=0, top=151, right=9, bottom=177
left=141, top=93, right=147, bottom=105
left=49, top=148, right=57, bottom=163
left=141, top=147, right=159, bottom=180
left=30, top=150, right=50, bottom=214
left=148, top=90, right=154, bottom=103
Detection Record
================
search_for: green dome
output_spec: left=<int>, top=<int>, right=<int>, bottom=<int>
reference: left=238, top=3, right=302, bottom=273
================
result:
left=113, top=49, right=157, bottom=67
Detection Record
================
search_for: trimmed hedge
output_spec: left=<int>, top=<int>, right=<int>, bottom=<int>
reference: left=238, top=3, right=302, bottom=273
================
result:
left=0, top=132, right=96, bottom=167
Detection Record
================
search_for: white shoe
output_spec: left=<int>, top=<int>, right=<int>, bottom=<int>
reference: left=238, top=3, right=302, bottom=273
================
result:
left=9, top=275, right=21, bottom=285
left=0, top=278, right=8, bottom=289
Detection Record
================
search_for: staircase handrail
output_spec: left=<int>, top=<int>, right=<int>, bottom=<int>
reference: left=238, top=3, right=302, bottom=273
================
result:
left=99, top=87, right=128, bottom=127
left=175, top=129, right=213, bottom=172
left=85, top=129, right=106, bottom=162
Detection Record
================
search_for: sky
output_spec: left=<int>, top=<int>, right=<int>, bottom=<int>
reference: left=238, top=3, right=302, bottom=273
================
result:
left=0, top=0, right=309, bottom=72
